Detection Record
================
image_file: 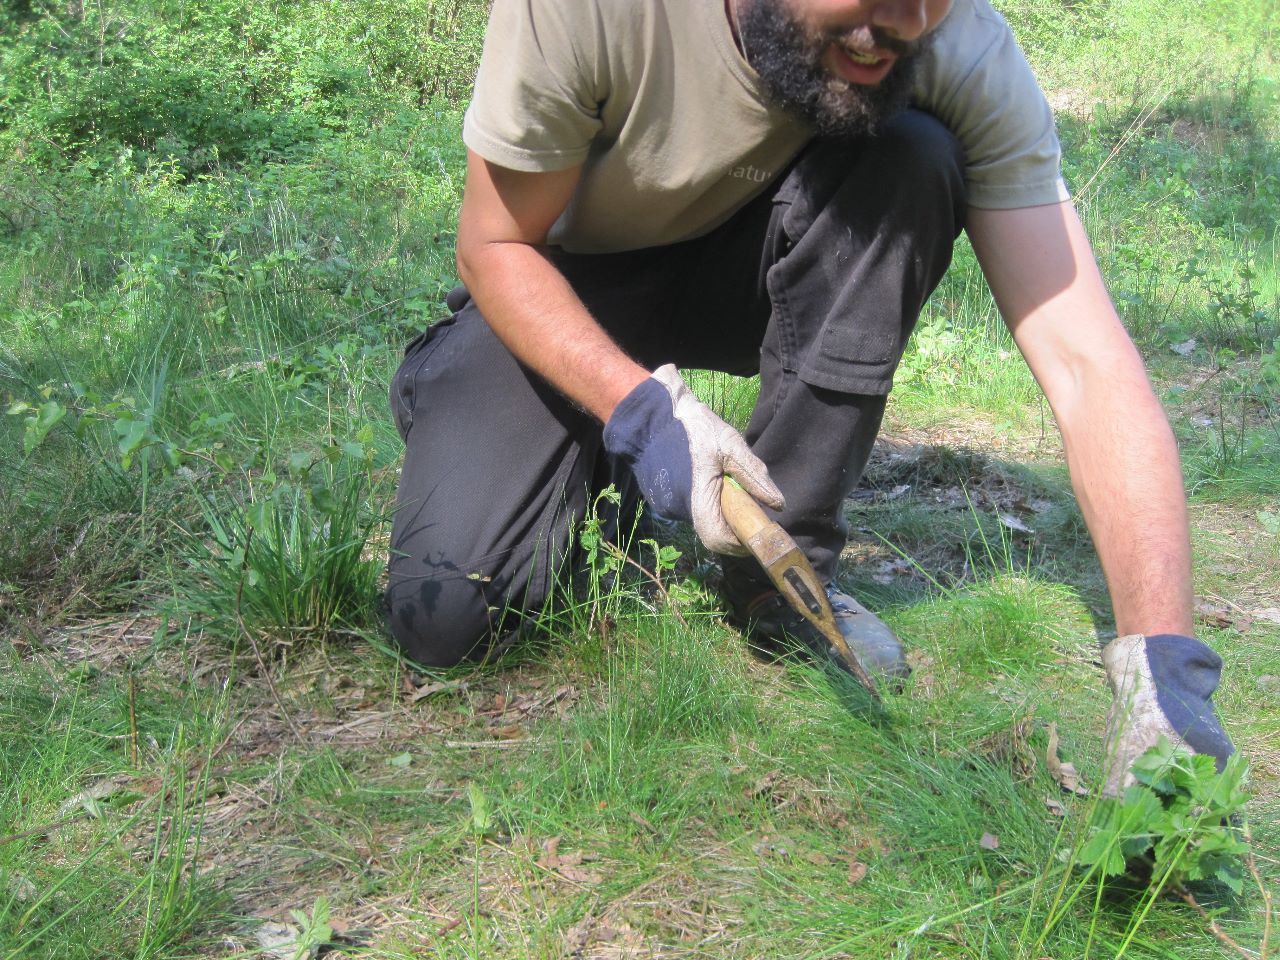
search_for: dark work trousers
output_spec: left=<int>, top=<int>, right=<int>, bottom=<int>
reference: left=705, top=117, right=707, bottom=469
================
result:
left=386, top=110, right=966, bottom=667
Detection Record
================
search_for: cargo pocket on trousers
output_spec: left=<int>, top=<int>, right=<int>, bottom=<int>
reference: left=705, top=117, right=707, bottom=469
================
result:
left=390, top=315, right=456, bottom=440
left=798, top=317, right=911, bottom=396
left=797, top=305, right=910, bottom=398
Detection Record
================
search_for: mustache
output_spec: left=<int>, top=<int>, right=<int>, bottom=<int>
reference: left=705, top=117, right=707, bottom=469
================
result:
left=831, top=25, right=920, bottom=58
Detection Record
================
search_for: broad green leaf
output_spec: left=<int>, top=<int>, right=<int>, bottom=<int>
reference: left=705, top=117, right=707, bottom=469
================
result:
left=246, top=499, right=275, bottom=531
left=1079, top=828, right=1127, bottom=877
left=22, top=400, right=67, bottom=454
left=114, top=418, right=150, bottom=468
left=467, top=783, right=491, bottom=835
left=310, top=485, right=338, bottom=515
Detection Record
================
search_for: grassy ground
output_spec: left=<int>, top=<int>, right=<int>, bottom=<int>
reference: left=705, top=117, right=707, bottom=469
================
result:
left=2, top=0, right=1278, bottom=956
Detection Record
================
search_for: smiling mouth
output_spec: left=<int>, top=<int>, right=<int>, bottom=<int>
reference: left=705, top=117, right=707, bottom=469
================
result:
left=841, top=45, right=883, bottom=65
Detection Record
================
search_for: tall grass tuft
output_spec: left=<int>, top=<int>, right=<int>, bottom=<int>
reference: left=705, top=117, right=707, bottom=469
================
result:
left=176, top=471, right=385, bottom=650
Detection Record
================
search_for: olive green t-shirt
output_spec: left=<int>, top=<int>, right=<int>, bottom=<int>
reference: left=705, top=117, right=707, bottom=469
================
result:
left=463, top=0, right=1070, bottom=253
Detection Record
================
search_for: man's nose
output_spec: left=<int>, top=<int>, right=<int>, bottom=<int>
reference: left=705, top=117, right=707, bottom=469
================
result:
left=870, top=0, right=929, bottom=41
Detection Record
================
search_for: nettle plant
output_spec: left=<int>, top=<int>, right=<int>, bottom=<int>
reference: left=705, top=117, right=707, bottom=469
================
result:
left=1078, top=737, right=1250, bottom=894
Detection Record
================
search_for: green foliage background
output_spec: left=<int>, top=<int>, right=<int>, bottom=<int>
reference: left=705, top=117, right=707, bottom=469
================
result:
left=1, top=0, right=487, bottom=168
left=0, top=1, right=1276, bottom=957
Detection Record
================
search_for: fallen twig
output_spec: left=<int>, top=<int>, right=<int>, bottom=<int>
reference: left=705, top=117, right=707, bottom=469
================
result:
left=1245, top=824, right=1273, bottom=960
left=603, top=542, right=689, bottom=628
left=1175, top=884, right=1259, bottom=959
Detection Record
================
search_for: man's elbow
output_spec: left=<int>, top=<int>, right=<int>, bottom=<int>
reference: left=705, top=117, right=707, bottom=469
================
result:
left=455, top=232, right=488, bottom=293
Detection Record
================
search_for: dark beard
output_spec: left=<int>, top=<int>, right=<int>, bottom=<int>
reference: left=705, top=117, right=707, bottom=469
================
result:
left=736, top=0, right=929, bottom=139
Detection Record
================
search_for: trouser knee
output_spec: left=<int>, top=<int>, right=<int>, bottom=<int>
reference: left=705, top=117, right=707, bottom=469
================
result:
left=870, top=110, right=967, bottom=225
left=383, top=572, right=525, bottom=668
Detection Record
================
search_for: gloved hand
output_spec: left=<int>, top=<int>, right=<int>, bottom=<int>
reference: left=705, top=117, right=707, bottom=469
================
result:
left=1101, top=633, right=1234, bottom=796
left=603, top=364, right=784, bottom=555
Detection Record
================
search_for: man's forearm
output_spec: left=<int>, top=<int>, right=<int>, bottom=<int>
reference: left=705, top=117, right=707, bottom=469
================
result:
left=458, top=240, right=649, bottom=423
left=1055, top=357, right=1195, bottom=637
left=968, top=202, right=1195, bottom=639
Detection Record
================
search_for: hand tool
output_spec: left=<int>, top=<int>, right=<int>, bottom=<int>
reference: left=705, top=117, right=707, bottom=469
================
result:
left=720, top=479, right=881, bottom=701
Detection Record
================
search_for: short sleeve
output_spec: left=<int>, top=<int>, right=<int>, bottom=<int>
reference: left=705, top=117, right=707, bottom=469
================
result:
left=462, top=0, right=606, bottom=172
left=915, top=0, right=1071, bottom=209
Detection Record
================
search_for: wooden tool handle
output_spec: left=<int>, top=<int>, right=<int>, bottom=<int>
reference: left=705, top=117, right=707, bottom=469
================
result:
left=720, top=478, right=772, bottom=545
left=720, top=476, right=882, bottom=701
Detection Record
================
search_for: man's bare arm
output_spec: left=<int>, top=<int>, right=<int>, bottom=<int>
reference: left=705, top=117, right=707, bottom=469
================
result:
left=455, top=150, right=648, bottom=422
left=967, top=200, right=1194, bottom=637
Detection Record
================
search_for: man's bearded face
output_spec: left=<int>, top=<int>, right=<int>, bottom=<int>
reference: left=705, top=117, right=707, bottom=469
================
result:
left=737, top=0, right=934, bottom=139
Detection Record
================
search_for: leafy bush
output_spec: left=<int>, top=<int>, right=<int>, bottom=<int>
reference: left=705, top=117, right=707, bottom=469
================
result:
left=0, top=0, right=488, bottom=171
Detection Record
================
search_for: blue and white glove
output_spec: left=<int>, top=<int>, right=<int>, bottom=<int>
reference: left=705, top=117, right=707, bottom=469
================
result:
left=1101, top=633, right=1235, bottom=796
left=603, top=364, right=784, bottom=556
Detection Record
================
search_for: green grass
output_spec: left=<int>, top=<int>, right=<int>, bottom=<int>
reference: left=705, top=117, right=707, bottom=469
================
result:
left=0, top=644, right=231, bottom=959
left=2, top=0, right=1279, bottom=954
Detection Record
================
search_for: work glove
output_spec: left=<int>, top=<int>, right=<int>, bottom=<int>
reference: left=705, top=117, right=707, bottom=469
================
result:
left=1101, top=633, right=1234, bottom=797
left=603, top=364, right=784, bottom=556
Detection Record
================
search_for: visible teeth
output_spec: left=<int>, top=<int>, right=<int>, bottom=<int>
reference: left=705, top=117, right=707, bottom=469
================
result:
left=843, top=46, right=879, bottom=64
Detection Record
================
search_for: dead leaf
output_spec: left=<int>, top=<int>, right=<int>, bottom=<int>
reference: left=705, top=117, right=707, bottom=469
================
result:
left=1046, top=722, right=1090, bottom=796
left=873, top=557, right=914, bottom=585
left=57, top=776, right=129, bottom=818
left=409, top=678, right=467, bottom=703
left=1043, top=796, right=1066, bottom=817
left=979, top=832, right=1000, bottom=850
left=998, top=513, right=1034, bottom=535
left=538, top=836, right=562, bottom=869
left=564, top=915, right=595, bottom=956
left=1194, top=599, right=1235, bottom=630
left=487, top=723, right=524, bottom=740
left=846, top=836, right=888, bottom=859
left=557, top=864, right=603, bottom=884
left=847, top=860, right=868, bottom=884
